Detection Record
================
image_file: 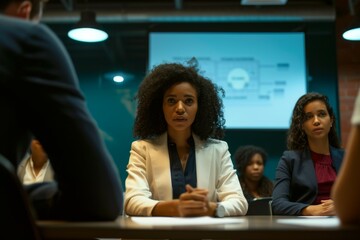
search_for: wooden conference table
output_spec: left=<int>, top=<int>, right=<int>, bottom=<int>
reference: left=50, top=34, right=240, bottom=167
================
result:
left=37, top=215, right=360, bottom=240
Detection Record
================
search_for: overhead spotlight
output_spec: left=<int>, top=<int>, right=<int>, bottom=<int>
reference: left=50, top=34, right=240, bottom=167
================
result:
left=68, top=11, right=108, bottom=43
left=113, top=76, right=125, bottom=83
left=343, top=22, right=360, bottom=41
left=102, top=71, right=134, bottom=85
left=343, top=0, right=360, bottom=41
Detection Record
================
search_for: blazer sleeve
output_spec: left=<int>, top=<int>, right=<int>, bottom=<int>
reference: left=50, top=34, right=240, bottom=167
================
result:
left=212, top=141, right=248, bottom=216
left=272, top=151, right=310, bottom=215
left=125, top=140, right=160, bottom=216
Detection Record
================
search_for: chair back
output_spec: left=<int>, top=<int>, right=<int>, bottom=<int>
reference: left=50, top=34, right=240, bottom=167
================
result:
left=246, top=197, right=273, bottom=215
left=0, top=154, right=41, bottom=240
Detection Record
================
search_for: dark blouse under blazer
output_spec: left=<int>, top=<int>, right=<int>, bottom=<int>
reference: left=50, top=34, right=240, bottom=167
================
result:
left=271, top=146, right=344, bottom=215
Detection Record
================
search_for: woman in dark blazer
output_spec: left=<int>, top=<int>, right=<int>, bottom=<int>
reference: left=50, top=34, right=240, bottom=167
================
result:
left=272, top=92, right=344, bottom=216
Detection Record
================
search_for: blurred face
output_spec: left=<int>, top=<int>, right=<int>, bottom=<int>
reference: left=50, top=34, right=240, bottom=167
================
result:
left=30, top=139, right=47, bottom=159
left=163, top=82, right=198, bottom=136
left=302, top=100, right=333, bottom=142
left=244, top=153, right=264, bottom=182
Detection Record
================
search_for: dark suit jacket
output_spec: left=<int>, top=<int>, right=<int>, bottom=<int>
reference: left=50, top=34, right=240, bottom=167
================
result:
left=271, top=146, right=344, bottom=215
left=0, top=15, right=123, bottom=220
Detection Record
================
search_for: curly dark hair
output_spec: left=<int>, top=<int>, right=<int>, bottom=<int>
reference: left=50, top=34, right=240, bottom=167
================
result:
left=234, top=145, right=273, bottom=200
left=133, top=60, right=225, bottom=140
left=287, top=92, right=341, bottom=150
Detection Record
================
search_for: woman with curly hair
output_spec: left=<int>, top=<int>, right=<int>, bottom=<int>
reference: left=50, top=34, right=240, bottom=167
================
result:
left=234, top=145, right=273, bottom=203
left=124, top=60, right=248, bottom=217
left=272, top=92, right=344, bottom=216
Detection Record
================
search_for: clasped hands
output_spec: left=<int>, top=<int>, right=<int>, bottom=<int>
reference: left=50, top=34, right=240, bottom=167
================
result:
left=302, top=199, right=336, bottom=216
left=178, top=184, right=216, bottom=217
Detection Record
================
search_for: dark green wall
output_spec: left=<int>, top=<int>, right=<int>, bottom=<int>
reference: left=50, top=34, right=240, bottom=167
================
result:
left=78, top=73, right=138, bottom=188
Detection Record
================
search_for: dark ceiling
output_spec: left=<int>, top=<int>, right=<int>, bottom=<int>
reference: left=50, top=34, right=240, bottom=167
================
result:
left=42, top=0, right=357, bottom=16
left=41, top=0, right=354, bottom=81
left=42, top=1, right=357, bottom=27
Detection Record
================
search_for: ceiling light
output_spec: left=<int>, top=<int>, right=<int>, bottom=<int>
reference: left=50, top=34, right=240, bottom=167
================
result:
left=102, top=71, right=134, bottom=85
left=113, top=76, right=124, bottom=83
left=241, top=0, right=287, bottom=5
left=343, top=0, right=360, bottom=41
left=68, top=11, right=108, bottom=43
left=343, top=24, right=360, bottom=41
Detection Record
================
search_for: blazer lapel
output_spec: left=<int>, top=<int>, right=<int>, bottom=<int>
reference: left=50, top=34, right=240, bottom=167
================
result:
left=150, top=133, right=173, bottom=200
left=330, top=146, right=343, bottom=172
left=302, top=149, right=318, bottom=192
left=193, top=135, right=211, bottom=190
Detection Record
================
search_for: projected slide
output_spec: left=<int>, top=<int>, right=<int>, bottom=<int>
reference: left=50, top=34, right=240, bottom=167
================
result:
left=149, top=32, right=306, bottom=129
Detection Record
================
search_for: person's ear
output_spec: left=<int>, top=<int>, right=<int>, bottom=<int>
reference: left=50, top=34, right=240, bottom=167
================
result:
left=16, top=1, right=32, bottom=20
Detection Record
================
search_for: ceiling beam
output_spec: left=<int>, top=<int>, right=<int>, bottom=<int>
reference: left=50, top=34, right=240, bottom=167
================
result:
left=42, top=5, right=335, bottom=23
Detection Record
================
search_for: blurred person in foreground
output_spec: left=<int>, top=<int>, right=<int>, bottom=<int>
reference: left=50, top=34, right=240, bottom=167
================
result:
left=0, top=0, right=123, bottom=220
left=332, top=88, right=360, bottom=225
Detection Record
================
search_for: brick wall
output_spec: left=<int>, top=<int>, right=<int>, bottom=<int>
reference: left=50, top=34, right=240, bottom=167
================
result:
left=336, top=12, right=360, bottom=147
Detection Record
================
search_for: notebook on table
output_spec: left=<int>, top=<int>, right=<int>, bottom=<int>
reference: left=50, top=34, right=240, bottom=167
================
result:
left=246, top=197, right=273, bottom=216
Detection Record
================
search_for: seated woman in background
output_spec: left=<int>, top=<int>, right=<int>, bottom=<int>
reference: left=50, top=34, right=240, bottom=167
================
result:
left=124, top=60, right=248, bottom=217
left=234, top=145, right=273, bottom=203
left=18, top=139, right=54, bottom=184
left=272, top=92, right=344, bottom=216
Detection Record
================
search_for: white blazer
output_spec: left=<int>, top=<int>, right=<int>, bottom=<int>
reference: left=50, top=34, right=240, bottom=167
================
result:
left=125, top=133, right=248, bottom=216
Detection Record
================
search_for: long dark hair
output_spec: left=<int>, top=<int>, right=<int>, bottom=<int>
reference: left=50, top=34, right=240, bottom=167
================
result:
left=234, top=145, right=273, bottom=200
left=287, top=92, right=340, bottom=150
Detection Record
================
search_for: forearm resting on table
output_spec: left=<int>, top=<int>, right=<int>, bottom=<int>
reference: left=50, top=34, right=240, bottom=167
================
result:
left=152, top=200, right=217, bottom=217
left=152, top=200, right=181, bottom=216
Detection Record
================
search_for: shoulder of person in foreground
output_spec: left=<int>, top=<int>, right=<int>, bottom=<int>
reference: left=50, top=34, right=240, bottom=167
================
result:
left=1, top=7, right=123, bottom=221
left=332, top=90, right=360, bottom=225
left=0, top=15, right=61, bottom=50
left=1, top=16, right=79, bottom=90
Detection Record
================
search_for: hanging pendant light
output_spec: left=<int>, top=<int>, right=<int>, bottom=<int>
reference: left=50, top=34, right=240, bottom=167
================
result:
left=68, top=10, right=108, bottom=43
left=343, top=18, right=360, bottom=41
left=343, top=0, right=360, bottom=41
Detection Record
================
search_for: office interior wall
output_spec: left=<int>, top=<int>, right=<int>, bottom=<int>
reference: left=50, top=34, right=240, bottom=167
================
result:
left=46, top=20, right=339, bottom=188
left=336, top=11, right=360, bottom=147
